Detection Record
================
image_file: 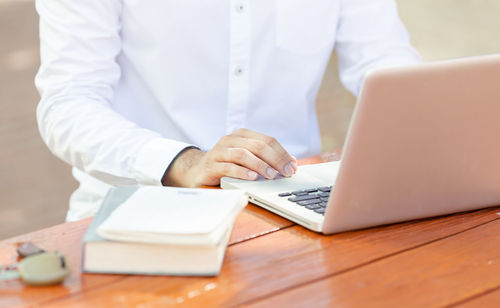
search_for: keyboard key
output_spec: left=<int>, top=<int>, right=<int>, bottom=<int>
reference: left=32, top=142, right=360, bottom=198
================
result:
left=318, top=186, right=332, bottom=192
left=320, top=202, right=327, bottom=207
left=305, top=188, right=318, bottom=193
left=297, top=199, right=321, bottom=206
left=314, top=208, right=326, bottom=214
left=305, top=204, right=321, bottom=210
left=278, top=192, right=292, bottom=197
left=318, top=192, right=330, bottom=198
left=288, top=194, right=319, bottom=202
left=292, top=190, right=307, bottom=196
left=320, top=197, right=329, bottom=202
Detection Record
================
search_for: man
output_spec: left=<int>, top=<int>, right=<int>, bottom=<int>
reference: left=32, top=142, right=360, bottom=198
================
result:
left=35, top=0, right=420, bottom=221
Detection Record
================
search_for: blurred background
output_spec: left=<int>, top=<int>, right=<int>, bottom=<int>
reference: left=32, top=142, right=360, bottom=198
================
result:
left=1, top=0, right=499, bottom=239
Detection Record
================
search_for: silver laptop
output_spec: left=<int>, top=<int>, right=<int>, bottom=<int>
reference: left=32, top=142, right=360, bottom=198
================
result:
left=221, top=54, right=500, bottom=234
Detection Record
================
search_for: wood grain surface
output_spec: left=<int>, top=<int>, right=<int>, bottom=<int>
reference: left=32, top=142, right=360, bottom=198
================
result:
left=0, top=203, right=293, bottom=308
left=1, top=205, right=499, bottom=308
left=455, top=287, right=500, bottom=308
left=246, top=216, right=500, bottom=308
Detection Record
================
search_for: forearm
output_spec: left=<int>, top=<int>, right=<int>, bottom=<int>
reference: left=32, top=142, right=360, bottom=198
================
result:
left=37, top=94, right=190, bottom=186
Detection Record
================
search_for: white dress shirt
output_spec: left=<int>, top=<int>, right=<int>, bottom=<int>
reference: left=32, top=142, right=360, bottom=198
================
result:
left=35, top=0, right=420, bottom=221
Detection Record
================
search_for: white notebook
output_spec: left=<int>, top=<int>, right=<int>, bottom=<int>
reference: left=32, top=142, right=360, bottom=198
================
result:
left=97, top=186, right=247, bottom=246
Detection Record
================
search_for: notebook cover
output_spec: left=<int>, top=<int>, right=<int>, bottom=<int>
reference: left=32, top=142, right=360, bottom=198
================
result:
left=81, top=187, right=228, bottom=276
left=82, top=187, right=138, bottom=244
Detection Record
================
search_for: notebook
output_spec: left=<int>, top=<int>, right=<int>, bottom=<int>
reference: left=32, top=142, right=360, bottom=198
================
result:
left=82, top=187, right=247, bottom=276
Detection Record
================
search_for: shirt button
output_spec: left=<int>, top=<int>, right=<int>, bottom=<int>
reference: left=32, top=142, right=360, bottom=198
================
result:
left=234, top=66, right=244, bottom=76
left=235, top=4, right=245, bottom=13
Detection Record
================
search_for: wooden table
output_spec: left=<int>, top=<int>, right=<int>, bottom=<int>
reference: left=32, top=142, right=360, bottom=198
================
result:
left=1, top=156, right=500, bottom=307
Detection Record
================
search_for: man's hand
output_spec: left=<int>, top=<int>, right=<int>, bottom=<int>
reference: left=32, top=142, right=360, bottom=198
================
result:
left=162, top=128, right=298, bottom=187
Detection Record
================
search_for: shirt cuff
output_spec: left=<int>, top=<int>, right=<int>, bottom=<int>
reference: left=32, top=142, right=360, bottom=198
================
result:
left=132, top=138, right=195, bottom=186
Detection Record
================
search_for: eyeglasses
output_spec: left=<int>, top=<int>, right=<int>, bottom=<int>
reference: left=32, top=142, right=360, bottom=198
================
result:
left=0, top=242, right=69, bottom=286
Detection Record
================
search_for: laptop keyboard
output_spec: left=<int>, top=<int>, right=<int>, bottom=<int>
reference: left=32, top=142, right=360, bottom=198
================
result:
left=278, top=186, right=332, bottom=216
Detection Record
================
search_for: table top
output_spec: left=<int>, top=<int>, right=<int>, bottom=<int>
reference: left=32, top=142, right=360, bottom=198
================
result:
left=1, top=156, right=500, bottom=307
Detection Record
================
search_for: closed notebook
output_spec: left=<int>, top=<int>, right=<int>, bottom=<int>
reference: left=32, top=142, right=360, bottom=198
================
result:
left=97, top=186, right=247, bottom=245
left=82, top=187, right=247, bottom=276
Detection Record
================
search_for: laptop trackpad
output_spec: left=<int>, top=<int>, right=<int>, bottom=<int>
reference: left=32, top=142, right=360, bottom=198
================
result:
left=221, top=161, right=341, bottom=194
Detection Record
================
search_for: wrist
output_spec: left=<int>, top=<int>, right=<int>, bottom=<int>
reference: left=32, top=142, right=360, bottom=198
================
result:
left=161, top=147, right=204, bottom=187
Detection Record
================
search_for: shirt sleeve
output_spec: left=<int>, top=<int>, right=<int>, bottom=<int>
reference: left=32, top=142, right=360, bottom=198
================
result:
left=35, top=0, right=193, bottom=187
left=335, top=0, right=422, bottom=95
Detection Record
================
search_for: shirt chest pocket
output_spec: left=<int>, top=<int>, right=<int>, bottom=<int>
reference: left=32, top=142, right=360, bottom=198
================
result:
left=275, top=0, right=340, bottom=54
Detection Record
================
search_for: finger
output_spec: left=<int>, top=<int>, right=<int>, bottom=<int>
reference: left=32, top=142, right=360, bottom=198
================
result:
left=219, top=148, right=279, bottom=179
left=290, top=155, right=298, bottom=171
left=232, top=129, right=296, bottom=175
left=214, top=162, right=259, bottom=181
left=224, top=132, right=296, bottom=177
